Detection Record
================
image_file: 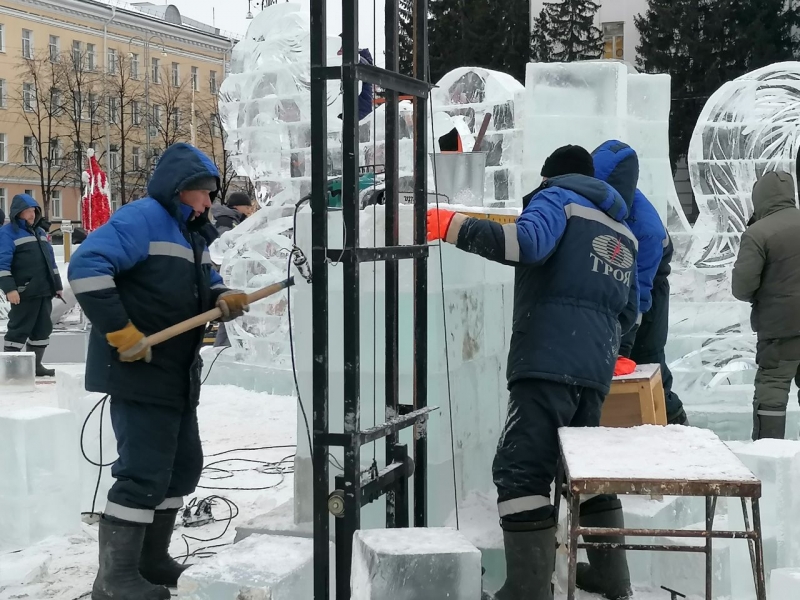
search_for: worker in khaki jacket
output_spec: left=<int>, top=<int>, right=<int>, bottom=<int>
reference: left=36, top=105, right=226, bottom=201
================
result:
left=732, top=170, right=800, bottom=440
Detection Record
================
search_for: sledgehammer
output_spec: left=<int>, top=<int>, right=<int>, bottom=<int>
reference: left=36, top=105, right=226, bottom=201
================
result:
left=143, top=277, right=295, bottom=348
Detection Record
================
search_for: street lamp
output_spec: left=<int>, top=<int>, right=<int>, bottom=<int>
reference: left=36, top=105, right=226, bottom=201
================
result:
left=128, top=35, right=167, bottom=176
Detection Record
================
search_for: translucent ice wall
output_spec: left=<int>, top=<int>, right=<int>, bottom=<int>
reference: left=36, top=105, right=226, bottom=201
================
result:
left=668, top=62, right=800, bottom=437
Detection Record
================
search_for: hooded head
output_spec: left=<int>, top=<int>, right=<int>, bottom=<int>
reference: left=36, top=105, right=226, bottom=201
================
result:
left=9, top=193, right=42, bottom=230
left=147, top=143, right=220, bottom=230
left=751, top=171, right=797, bottom=222
left=591, top=140, right=639, bottom=211
left=541, top=145, right=595, bottom=179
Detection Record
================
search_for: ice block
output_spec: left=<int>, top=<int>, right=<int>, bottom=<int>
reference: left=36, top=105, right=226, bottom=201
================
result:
left=771, top=568, right=800, bottom=600
left=0, top=406, right=81, bottom=551
left=0, top=351, right=36, bottom=392
left=350, top=528, right=482, bottom=600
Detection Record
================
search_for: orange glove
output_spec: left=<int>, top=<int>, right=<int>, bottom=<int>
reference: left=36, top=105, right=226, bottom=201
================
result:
left=614, top=357, right=636, bottom=377
left=427, top=207, right=457, bottom=242
left=106, top=322, right=151, bottom=363
left=217, top=290, right=250, bottom=322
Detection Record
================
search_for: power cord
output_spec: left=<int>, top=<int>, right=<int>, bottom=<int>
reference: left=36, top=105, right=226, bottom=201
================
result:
left=80, top=394, right=112, bottom=521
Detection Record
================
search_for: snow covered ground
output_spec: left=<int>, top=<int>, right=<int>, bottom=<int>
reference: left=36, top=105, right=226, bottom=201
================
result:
left=0, top=380, right=296, bottom=600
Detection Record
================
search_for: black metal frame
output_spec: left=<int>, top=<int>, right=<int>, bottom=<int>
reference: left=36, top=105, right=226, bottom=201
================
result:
left=309, top=0, right=431, bottom=597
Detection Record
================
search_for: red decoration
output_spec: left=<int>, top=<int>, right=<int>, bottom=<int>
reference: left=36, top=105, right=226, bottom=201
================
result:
left=81, top=148, right=111, bottom=232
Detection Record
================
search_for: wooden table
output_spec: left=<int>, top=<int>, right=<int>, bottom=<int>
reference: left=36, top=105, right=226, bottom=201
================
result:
left=556, top=425, right=766, bottom=600
left=601, top=363, right=668, bottom=427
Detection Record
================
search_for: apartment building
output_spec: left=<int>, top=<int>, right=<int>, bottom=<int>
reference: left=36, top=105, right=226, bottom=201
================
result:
left=0, top=0, right=236, bottom=225
left=530, top=0, right=648, bottom=64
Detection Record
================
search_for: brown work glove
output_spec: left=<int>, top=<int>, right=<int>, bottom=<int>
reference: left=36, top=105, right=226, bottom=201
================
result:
left=217, top=290, right=250, bottom=322
left=106, top=322, right=151, bottom=363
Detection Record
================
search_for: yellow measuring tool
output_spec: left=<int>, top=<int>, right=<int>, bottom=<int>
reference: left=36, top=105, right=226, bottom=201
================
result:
left=458, top=210, right=519, bottom=225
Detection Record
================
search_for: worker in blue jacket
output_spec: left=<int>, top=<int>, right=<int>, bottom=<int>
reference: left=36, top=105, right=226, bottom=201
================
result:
left=0, top=193, right=62, bottom=376
left=429, top=145, right=637, bottom=600
left=592, top=140, right=688, bottom=427
left=69, top=144, right=250, bottom=600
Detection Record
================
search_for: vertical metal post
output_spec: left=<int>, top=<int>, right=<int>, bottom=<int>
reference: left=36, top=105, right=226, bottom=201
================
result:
left=567, top=492, right=581, bottom=600
left=705, top=496, right=714, bottom=600
left=751, top=498, right=767, bottom=600
left=309, top=0, right=330, bottom=596
left=394, top=444, right=410, bottom=528
left=411, top=0, right=429, bottom=529
left=384, top=0, right=401, bottom=530
left=340, top=0, right=361, bottom=596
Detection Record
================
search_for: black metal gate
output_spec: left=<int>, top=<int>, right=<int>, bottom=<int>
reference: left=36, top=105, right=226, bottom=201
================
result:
left=308, top=0, right=431, bottom=597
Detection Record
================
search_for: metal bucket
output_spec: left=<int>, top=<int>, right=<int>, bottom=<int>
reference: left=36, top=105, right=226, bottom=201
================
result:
left=431, top=152, right=487, bottom=207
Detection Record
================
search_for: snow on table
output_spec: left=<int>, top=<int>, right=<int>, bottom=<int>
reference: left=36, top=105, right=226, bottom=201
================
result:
left=611, top=363, right=660, bottom=382
left=559, top=425, right=759, bottom=497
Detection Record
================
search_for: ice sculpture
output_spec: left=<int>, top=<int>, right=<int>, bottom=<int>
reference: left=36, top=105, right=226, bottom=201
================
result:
left=523, top=61, right=678, bottom=223
left=668, top=63, right=800, bottom=436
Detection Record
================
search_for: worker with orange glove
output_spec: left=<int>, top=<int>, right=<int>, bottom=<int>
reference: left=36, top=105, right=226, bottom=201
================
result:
left=68, top=143, right=249, bottom=600
left=430, top=145, right=639, bottom=600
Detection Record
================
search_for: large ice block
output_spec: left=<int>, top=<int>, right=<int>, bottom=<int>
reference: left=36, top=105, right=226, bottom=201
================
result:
left=350, top=528, right=481, bottom=600
left=771, top=568, right=800, bottom=600
left=177, top=533, right=315, bottom=599
left=0, top=351, right=36, bottom=392
left=0, top=406, right=81, bottom=551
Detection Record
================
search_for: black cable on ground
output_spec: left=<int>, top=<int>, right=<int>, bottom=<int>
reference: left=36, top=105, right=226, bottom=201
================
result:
left=176, top=495, right=240, bottom=564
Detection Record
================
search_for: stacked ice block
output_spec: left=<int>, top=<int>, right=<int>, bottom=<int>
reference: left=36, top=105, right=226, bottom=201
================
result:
left=0, top=351, right=36, bottom=392
left=291, top=205, right=514, bottom=530
left=0, top=406, right=80, bottom=551
left=351, top=528, right=481, bottom=599
left=668, top=63, right=800, bottom=437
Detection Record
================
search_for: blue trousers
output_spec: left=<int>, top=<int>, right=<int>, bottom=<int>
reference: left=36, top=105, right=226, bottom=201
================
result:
left=105, top=397, right=203, bottom=524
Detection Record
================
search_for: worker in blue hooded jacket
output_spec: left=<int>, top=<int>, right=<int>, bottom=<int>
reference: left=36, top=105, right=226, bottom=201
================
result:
left=430, top=145, right=638, bottom=600
left=69, top=143, right=250, bottom=600
left=592, top=140, right=688, bottom=427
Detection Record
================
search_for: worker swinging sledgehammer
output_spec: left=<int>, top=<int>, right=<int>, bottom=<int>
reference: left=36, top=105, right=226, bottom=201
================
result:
left=428, top=145, right=638, bottom=600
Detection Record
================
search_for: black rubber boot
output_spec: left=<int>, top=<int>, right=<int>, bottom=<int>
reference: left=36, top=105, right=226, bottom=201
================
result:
left=3, top=346, right=20, bottom=352
left=92, top=516, right=171, bottom=600
left=667, top=406, right=689, bottom=426
left=495, top=520, right=556, bottom=600
left=576, top=499, right=632, bottom=600
left=753, top=412, right=786, bottom=440
left=139, top=509, right=190, bottom=587
left=27, top=344, right=55, bottom=377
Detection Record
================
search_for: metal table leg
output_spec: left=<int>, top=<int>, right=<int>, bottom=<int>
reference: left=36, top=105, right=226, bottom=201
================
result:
left=705, top=496, right=716, bottom=600
left=567, top=492, right=581, bottom=600
left=751, top=498, right=767, bottom=600
left=741, top=498, right=758, bottom=593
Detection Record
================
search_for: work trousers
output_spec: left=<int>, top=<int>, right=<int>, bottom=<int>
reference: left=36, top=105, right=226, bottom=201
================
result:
left=4, top=296, right=52, bottom=350
left=492, top=378, right=605, bottom=524
left=105, top=397, right=204, bottom=524
left=752, top=337, right=800, bottom=439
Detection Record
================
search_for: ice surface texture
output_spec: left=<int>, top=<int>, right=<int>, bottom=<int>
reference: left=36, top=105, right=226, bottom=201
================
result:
left=0, top=406, right=81, bottom=551
left=668, top=63, right=800, bottom=431
left=350, top=528, right=481, bottom=600
left=177, top=533, right=315, bottom=599
left=0, top=351, right=36, bottom=392
left=771, top=568, right=800, bottom=600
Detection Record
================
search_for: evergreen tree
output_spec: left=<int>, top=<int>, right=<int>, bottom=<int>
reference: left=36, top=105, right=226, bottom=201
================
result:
left=531, top=8, right=553, bottom=63
left=545, top=0, right=603, bottom=62
left=429, top=0, right=465, bottom=82
left=636, top=0, right=800, bottom=169
left=496, top=0, right=531, bottom=81
left=399, top=0, right=414, bottom=76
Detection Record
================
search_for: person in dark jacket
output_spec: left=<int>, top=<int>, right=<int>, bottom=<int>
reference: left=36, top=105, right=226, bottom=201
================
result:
left=592, top=140, right=689, bottom=426
left=429, top=145, right=638, bottom=600
left=732, top=170, right=800, bottom=440
left=68, top=144, right=250, bottom=600
left=211, top=192, right=252, bottom=235
left=0, top=194, right=63, bottom=376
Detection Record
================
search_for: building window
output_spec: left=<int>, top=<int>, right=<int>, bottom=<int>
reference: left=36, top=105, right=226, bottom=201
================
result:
left=132, top=146, right=141, bottom=171
left=0, top=189, right=6, bottom=217
left=110, top=190, right=118, bottom=212
left=51, top=190, right=61, bottom=219
left=50, top=88, right=61, bottom=115
left=130, top=53, right=139, bottom=79
left=0, top=79, right=7, bottom=109
left=109, top=97, right=119, bottom=124
left=23, top=82, right=35, bottom=112
left=171, top=62, right=180, bottom=87
left=88, top=93, right=99, bottom=121
left=191, top=66, right=198, bottom=91
left=49, top=138, right=62, bottom=166
left=152, top=58, right=160, bottom=84
left=152, top=104, right=162, bottom=126
left=23, top=136, right=36, bottom=164
left=49, top=35, right=59, bottom=62
left=209, top=70, right=217, bottom=94
left=87, top=43, right=96, bottom=70
left=109, top=144, right=119, bottom=172
left=171, top=107, right=180, bottom=129
left=603, top=22, right=624, bottom=60
left=211, top=114, right=220, bottom=137
left=0, top=133, right=6, bottom=163
left=24, top=189, right=35, bottom=198
left=0, top=25, right=5, bottom=53
left=132, top=100, right=141, bottom=126
left=72, top=40, right=82, bottom=66
left=108, top=48, right=118, bottom=75
left=22, top=29, right=33, bottom=59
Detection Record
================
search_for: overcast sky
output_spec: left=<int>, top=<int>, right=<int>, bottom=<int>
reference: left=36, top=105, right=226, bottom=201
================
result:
left=161, top=0, right=385, bottom=64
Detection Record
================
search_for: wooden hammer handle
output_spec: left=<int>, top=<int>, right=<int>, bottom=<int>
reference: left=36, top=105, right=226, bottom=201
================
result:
left=144, top=277, right=295, bottom=348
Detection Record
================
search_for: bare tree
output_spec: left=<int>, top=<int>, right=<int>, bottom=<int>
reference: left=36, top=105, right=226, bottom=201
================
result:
left=106, top=53, right=147, bottom=204
left=149, top=66, right=192, bottom=150
left=195, top=97, right=237, bottom=201
left=15, top=52, right=71, bottom=219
